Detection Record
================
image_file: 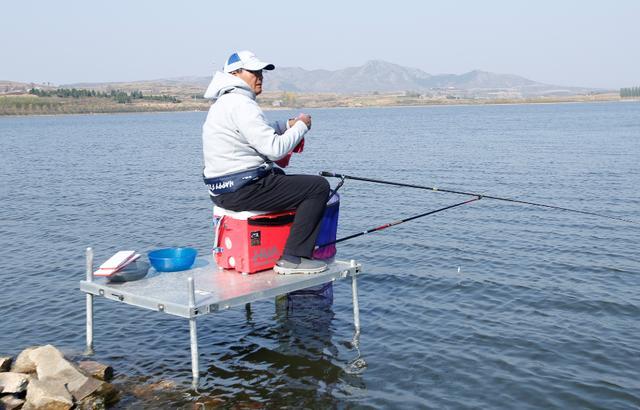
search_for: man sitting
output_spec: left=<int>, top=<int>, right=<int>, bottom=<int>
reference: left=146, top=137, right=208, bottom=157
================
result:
left=202, top=50, right=329, bottom=274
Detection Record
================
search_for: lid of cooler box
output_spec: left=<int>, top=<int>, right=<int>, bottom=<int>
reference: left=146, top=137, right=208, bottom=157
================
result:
left=213, top=207, right=272, bottom=220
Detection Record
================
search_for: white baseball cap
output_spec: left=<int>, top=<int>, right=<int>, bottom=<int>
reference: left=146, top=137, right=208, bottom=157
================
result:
left=223, top=50, right=275, bottom=73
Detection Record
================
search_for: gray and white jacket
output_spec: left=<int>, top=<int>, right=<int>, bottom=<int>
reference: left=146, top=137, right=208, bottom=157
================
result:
left=202, top=71, right=308, bottom=179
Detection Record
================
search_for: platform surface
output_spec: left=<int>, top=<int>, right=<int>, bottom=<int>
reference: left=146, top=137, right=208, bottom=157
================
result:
left=80, top=255, right=361, bottom=318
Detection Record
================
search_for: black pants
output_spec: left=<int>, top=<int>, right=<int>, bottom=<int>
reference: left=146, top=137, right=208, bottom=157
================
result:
left=212, top=172, right=330, bottom=258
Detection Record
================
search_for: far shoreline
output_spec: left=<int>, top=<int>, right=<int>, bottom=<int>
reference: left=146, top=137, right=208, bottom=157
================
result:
left=1, top=93, right=636, bottom=118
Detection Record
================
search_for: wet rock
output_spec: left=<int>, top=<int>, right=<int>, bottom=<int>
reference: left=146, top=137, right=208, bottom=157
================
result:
left=76, top=382, right=119, bottom=409
left=3, top=345, right=119, bottom=409
left=70, top=377, right=103, bottom=401
left=23, top=378, right=73, bottom=410
left=0, top=356, right=12, bottom=372
left=193, top=396, right=226, bottom=409
left=76, top=395, right=106, bottom=410
left=0, top=395, right=26, bottom=410
left=78, top=360, right=114, bottom=381
left=0, top=372, right=29, bottom=394
left=10, top=347, right=38, bottom=374
left=97, top=382, right=120, bottom=405
left=130, top=380, right=177, bottom=399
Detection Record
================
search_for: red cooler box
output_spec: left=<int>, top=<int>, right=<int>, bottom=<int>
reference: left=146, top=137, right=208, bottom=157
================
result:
left=213, top=207, right=296, bottom=274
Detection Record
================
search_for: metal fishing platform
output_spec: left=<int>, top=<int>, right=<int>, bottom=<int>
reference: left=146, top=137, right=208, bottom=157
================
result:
left=79, top=248, right=362, bottom=388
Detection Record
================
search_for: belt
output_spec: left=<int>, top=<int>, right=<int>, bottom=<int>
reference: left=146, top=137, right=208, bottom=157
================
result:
left=203, top=165, right=272, bottom=196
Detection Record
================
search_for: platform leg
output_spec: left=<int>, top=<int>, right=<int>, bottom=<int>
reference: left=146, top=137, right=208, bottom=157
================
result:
left=85, top=247, right=94, bottom=354
left=189, top=318, right=199, bottom=389
left=351, top=260, right=361, bottom=335
left=188, top=277, right=200, bottom=389
left=245, top=303, right=252, bottom=321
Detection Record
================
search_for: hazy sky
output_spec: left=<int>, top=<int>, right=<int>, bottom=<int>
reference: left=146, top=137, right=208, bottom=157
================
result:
left=3, top=0, right=639, bottom=89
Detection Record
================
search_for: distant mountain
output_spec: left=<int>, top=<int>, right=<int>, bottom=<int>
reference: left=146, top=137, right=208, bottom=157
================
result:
left=184, top=60, right=596, bottom=96
left=8, top=60, right=601, bottom=97
left=0, top=80, right=55, bottom=95
left=264, top=60, right=436, bottom=93
left=260, top=60, right=593, bottom=96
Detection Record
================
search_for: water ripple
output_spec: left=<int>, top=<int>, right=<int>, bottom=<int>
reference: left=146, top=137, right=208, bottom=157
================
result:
left=2, top=105, right=640, bottom=408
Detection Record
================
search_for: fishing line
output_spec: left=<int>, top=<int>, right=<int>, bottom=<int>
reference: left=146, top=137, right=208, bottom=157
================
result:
left=320, top=171, right=637, bottom=224
left=317, top=196, right=481, bottom=248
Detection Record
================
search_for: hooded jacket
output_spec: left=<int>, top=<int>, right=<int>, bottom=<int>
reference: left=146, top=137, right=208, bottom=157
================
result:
left=202, top=71, right=308, bottom=179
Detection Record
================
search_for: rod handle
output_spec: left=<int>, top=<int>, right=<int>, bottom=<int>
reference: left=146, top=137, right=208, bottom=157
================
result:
left=319, top=171, right=341, bottom=178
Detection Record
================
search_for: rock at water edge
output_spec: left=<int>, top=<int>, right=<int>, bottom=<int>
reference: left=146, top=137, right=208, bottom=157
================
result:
left=0, top=372, right=29, bottom=394
left=77, top=381, right=120, bottom=409
left=78, top=360, right=114, bottom=381
left=10, top=347, right=38, bottom=374
left=29, top=345, right=119, bottom=404
left=0, top=356, right=13, bottom=372
left=29, top=344, right=93, bottom=399
left=23, top=378, right=73, bottom=410
left=0, top=395, right=26, bottom=410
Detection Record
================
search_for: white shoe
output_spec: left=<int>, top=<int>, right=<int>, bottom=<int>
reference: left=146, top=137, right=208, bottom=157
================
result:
left=273, top=258, right=327, bottom=275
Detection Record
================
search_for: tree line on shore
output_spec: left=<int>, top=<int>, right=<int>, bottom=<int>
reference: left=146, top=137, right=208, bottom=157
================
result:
left=620, top=86, right=640, bottom=98
left=29, top=87, right=181, bottom=103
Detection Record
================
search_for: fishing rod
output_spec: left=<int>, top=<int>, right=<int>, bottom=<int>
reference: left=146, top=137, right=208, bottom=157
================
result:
left=320, top=171, right=637, bottom=225
left=317, top=196, right=481, bottom=248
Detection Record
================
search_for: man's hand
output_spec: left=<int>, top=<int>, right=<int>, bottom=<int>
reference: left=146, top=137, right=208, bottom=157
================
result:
left=297, top=113, right=312, bottom=129
left=289, top=113, right=312, bottom=130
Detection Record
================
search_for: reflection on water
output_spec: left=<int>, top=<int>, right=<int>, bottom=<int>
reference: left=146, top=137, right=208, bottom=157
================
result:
left=190, top=291, right=366, bottom=408
left=109, top=291, right=367, bottom=409
left=1, top=103, right=639, bottom=408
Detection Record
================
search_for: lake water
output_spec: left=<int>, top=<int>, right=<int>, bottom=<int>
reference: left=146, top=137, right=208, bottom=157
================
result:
left=1, top=102, right=639, bottom=409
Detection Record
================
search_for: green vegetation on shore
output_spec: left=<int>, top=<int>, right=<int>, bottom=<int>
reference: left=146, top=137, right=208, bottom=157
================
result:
left=29, top=87, right=180, bottom=103
left=0, top=87, right=625, bottom=116
left=620, top=86, right=640, bottom=98
left=0, top=87, right=201, bottom=116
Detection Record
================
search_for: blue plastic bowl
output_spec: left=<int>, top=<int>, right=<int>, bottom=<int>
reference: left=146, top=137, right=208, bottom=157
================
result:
left=148, top=247, right=197, bottom=272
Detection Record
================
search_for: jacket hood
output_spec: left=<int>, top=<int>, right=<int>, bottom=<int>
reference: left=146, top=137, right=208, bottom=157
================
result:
left=203, top=71, right=255, bottom=100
